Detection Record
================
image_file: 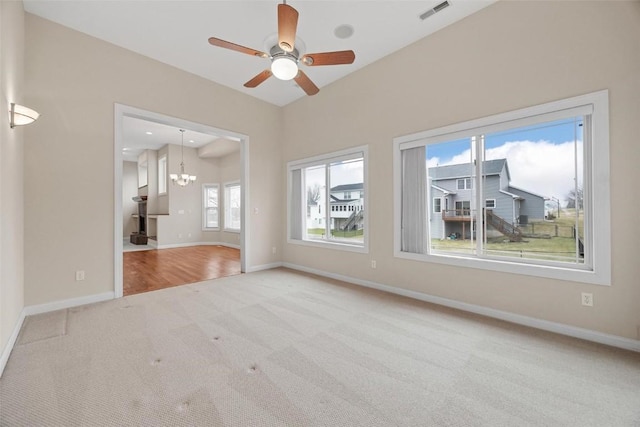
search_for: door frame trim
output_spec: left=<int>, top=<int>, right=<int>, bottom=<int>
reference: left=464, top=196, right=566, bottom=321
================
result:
left=113, top=103, right=249, bottom=298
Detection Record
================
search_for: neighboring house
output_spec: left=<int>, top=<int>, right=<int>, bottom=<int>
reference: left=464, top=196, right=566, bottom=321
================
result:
left=429, top=159, right=545, bottom=240
left=307, top=183, right=364, bottom=232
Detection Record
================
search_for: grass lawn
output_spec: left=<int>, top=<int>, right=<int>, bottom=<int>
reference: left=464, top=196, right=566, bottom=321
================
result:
left=432, top=210, right=585, bottom=263
left=307, top=228, right=364, bottom=240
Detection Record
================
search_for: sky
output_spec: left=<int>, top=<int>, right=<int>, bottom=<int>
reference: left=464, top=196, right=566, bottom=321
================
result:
left=305, top=158, right=364, bottom=191
left=426, top=117, right=584, bottom=205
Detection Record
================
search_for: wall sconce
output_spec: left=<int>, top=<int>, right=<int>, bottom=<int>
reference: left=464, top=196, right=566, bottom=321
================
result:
left=9, top=103, right=40, bottom=128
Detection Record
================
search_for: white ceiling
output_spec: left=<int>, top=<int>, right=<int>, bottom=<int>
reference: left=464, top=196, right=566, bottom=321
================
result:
left=24, top=0, right=496, bottom=107
left=121, top=116, right=239, bottom=162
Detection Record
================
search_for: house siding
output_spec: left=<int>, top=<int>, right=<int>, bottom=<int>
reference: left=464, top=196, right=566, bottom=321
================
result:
left=509, top=187, right=545, bottom=221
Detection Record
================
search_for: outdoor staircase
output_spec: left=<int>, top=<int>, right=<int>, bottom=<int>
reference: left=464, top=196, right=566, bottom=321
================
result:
left=341, top=210, right=364, bottom=231
left=485, top=210, right=523, bottom=242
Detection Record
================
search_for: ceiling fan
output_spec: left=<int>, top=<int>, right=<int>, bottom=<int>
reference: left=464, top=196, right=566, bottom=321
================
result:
left=208, top=1, right=355, bottom=96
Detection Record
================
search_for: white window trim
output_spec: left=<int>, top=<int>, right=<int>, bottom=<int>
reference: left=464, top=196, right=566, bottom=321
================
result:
left=485, top=199, right=496, bottom=209
left=223, top=181, right=241, bottom=233
left=202, top=183, right=220, bottom=231
left=158, top=154, right=167, bottom=196
left=457, top=178, right=471, bottom=190
left=393, top=90, right=610, bottom=286
left=433, top=197, right=442, bottom=213
left=287, top=145, right=369, bottom=254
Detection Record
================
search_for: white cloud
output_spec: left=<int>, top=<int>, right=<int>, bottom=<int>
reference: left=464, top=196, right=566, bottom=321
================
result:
left=432, top=140, right=583, bottom=203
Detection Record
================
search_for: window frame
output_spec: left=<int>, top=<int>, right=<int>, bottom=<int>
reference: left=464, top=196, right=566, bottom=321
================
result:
left=393, top=90, right=610, bottom=286
left=433, top=197, right=442, bottom=213
left=457, top=178, right=472, bottom=190
left=287, top=145, right=369, bottom=253
left=202, top=183, right=220, bottom=231
left=485, top=199, right=496, bottom=209
left=158, top=154, right=167, bottom=196
left=223, top=181, right=241, bottom=233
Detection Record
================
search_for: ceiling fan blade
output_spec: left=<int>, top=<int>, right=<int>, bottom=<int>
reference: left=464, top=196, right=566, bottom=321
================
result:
left=294, top=70, right=319, bottom=96
left=244, top=70, right=273, bottom=88
left=301, top=50, right=356, bottom=66
left=278, top=3, right=299, bottom=52
left=208, top=37, right=268, bottom=58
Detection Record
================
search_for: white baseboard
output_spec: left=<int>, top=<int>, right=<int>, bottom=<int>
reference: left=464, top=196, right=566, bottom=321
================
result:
left=282, top=263, right=640, bottom=353
left=23, top=292, right=114, bottom=316
left=1, top=292, right=114, bottom=377
left=247, top=262, right=283, bottom=273
left=155, top=241, right=240, bottom=250
left=0, top=309, right=26, bottom=378
left=199, top=242, right=241, bottom=250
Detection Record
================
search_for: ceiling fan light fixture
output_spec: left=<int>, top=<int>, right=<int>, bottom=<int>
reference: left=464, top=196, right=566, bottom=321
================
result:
left=271, top=56, right=298, bottom=80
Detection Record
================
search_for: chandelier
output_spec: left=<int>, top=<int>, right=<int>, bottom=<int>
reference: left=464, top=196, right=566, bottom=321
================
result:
left=169, top=129, right=196, bottom=186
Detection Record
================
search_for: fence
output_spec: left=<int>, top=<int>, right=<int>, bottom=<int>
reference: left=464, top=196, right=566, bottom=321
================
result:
left=518, top=222, right=577, bottom=238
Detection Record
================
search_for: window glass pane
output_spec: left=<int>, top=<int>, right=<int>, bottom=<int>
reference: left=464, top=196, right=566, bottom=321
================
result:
left=481, top=117, right=584, bottom=264
left=427, top=138, right=477, bottom=256
left=304, top=165, right=325, bottom=241
left=433, top=198, right=441, bottom=213
left=224, top=184, right=241, bottom=230
left=289, top=148, right=367, bottom=250
left=158, top=156, right=167, bottom=194
left=203, top=185, right=219, bottom=229
left=329, top=158, right=364, bottom=244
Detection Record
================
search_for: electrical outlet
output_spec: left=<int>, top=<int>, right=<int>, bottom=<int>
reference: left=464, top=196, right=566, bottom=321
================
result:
left=371, top=260, right=377, bottom=269
left=272, top=247, right=277, bottom=254
left=75, top=270, right=85, bottom=281
left=178, top=233, right=183, bottom=238
left=581, top=292, right=593, bottom=307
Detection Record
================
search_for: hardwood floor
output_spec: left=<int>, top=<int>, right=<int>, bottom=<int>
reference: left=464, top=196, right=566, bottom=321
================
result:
left=123, top=245, right=241, bottom=296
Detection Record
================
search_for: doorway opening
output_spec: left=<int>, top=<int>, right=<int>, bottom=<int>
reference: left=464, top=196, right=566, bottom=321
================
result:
left=114, top=104, right=249, bottom=298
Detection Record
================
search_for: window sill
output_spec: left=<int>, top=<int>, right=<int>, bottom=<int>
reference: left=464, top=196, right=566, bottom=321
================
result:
left=202, top=227, right=220, bottom=232
left=224, top=229, right=241, bottom=234
left=289, top=238, right=368, bottom=254
left=394, top=249, right=610, bottom=286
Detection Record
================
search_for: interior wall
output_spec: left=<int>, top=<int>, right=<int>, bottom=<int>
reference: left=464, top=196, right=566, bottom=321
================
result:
left=122, top=161, right=137, bottom=238
left=281, top=1, right=640, bottom=340
left=24, top=13, right=283, bottom=306
left=0, top=0, right=25, bottom=361
left=161, top=144, right=205, bottom=246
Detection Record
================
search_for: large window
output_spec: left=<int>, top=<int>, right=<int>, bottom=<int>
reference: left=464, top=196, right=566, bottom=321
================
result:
left=288, top=146, right=367, bottom=252
left=202, top=183, right=219, bottom=230
left=224, top=182, right=241, bottom=231
left=394, top=91, right=610, bottom=285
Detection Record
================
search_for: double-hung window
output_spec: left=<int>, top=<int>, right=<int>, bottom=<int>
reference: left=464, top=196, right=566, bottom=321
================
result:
left=288, top=146, right=368, bottom=252
left=224, top=182, right=241, bottom=232
left=393, top=90, right=610, bottom=285
left=202, top=183, right=219, bottom=230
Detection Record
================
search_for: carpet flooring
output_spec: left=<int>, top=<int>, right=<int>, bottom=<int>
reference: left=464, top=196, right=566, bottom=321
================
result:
left=1, top=268, right=639, bottom=426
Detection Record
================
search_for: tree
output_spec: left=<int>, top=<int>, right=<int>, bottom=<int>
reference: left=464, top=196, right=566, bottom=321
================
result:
left=307, top=184, right=321, bottom=205
left=565, top=187, right=584, bottom=209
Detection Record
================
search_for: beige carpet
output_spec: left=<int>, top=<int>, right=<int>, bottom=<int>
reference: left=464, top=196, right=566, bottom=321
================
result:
left=1, top=268, right=639, bottom=426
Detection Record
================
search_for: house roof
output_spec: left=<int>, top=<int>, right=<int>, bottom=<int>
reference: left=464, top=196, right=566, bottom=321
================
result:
left=431, top=184, right=456, bottom=195
left=330, top=183, right=363, bottom=192
left=429, top=159, right=509, bottom=181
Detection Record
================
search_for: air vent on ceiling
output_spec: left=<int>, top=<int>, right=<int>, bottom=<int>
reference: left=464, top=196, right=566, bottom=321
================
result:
left=419, top=1, right=450, bottom=20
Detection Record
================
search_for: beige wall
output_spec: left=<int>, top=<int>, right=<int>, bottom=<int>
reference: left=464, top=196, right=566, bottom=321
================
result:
left=0, top=0, right=25, bottom=359
left=281, top=1, right=640, bottom=340
left=24, top=13, right=283, bottom=305
left=19, top=2, right=640, bottom=344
